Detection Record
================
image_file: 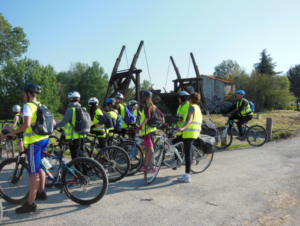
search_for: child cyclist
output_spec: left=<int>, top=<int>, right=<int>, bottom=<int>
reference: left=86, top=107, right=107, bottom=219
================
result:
left=136, top=91, right=164, bottom=172
left=0, top=105, right=24, bottom=153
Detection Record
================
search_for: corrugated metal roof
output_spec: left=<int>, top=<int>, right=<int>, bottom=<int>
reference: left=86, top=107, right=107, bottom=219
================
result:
left=201, top=74, right=235, bottom=84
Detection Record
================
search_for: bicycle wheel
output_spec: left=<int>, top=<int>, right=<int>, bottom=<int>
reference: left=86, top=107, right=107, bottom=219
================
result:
left=246, top=125, right=268, bottom=147
left=190, top=145, right=214, bottom=173
left=144, top=146, right=164, bottom=185
left=95, top=146, right=130, bottom=183
left=216, top=127, right=233, bottom=149
left=46, top=135, right=60, bottom=168
left=0, top=199, right=3, bottom=222
left=6, top=139, right=15, bottom=158
left=61, top=157, right=108, bottom=205
left=118, top=141, right=144, bottom=176
left=0, top=157, right=30, bottom=204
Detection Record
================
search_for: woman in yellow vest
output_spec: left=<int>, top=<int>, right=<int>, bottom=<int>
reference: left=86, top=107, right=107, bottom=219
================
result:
left=0, top=105, right=24, bottom=152
left=167, top=91, right=190, bottom=170
left=175, top=92, right=202, bottom=183
left=136, top=91, right=164, bottom=172
left=88, top=97, right=107, bottom=149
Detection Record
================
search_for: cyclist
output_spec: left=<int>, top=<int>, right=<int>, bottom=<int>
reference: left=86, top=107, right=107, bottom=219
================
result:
left=128, top=100, right=141, bottom=119
left=168, top=91, right=190, bottom=170
left=88, top=97, right=108, bottom=148
left=223, top=90, right=253, bottom=141
left=113, top=92, right=128, bottom=129
left=100, top=98, right=118, bottom=145
left=0, top=105, right=24, bottom=152
left=56, top=91, right=88, bottom=160
left=175, top=92, right=202, bottom=183
left=136, top=91, right=164, bottom=172
left=4, top=83, right=53, bottom=213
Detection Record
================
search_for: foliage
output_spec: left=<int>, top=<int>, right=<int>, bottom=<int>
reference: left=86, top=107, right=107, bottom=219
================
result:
left=141, top=80, right=152, bottom=91
left=0, top=58, right=60, bottom=119
left=0, top=13, right=29, bottom=65
left=57, top=62, right=109, bottom=113
left=286, top=64, right=300, bottom=100
left=253, top=49, right=281, bottom=76
left=213, top=60, right=246, bottom=79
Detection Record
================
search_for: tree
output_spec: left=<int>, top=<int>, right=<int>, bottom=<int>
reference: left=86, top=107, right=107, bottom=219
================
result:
left=141, top=80, right=152, bottom=91
left=253, top=49, right=281, bottom=76
left=286, top=64, right=300, bottom=100
left=0, top=58, right=60, bottom=119
left=213, top=60, right=245, bottom=78
left=0, top=13, right=29, bottom=65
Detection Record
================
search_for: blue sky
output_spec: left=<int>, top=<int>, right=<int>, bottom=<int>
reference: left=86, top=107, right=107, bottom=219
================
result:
left=1, top=0, right=299, bottom=91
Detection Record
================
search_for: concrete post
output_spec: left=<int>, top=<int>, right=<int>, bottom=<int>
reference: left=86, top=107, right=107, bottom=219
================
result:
left=257, top=114, right=261, bottom=119
left=266, top=118, right=273, bottom=141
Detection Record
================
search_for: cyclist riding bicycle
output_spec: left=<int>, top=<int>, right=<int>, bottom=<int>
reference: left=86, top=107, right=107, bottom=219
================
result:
left=1, top=105, right=25, bottom=152
left=3, top=83, right=54, bottom=213
left=223, top=90, right=253, bottom=141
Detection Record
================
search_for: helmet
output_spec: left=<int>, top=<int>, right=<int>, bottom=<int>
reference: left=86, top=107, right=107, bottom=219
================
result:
left=68, top=91, right=81, bottom=99
left=236, top=90, right=245, bottom=95
left=21, top=83, right=41, bottom=94
left=12, top=105, right=21, bottom=112
left=142, top=90, right=152, bottom=98
left=113, top=92, right=124, bottom=99
left=88, top=97, right=99, bottom=106
left=178, top=91, right=190, bottom=102
left=128, top=100, right=138, bottom=106
left=105, top=98, right=116, bottom=105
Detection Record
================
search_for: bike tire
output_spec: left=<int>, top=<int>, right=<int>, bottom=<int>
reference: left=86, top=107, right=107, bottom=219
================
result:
left=118, top=141, right=144, bottom=176
left=95, top=146, right=130, bottom=183
left=6, top=139, right=15, bottom=158
left=0, top=199, right=3, bottom=222
left=216, top=127, right=233, bottom=149
left=0, top=157, right=30, bottom=204
left=144, top=146, right=164, bottom=185
left=61, top=157, right=108, bottom=205
left=246, top=125, right=268, bottom=147
left=190, top=145, right=214, bottom=173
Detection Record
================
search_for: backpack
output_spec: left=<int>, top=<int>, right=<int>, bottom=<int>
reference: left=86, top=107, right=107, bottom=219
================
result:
left=147, top=107, right=163, bottom=127
left=124, top=105, right=136, bottom=124
left=101, top=110, right=114, bottom=128
left=31, top=102, right=54, bottom=135
left=114, top=113, right=123, bottom=129
left=247, top=100, right=255, bottom=112
left=17, top=115, right=23, bottom=127
left=72, top=107, right=91, bottom=134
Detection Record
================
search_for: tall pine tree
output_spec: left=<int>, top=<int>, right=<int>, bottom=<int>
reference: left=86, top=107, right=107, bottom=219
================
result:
left=253, top=49, right=281, bottom=76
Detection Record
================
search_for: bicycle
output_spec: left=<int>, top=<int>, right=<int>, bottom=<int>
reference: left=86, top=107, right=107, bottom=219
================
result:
left=216, top=116, right=268, bottom=149
left=0, top=120, right=15, bottom=159
left=144, top=124, right=214, bottom=184
left=0, top=143, right=108, bottom=205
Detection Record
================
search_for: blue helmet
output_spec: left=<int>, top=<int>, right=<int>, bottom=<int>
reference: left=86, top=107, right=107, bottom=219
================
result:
left=105, top=98, right=116, bottom=105
left=236, top=90, right=245, bottom=95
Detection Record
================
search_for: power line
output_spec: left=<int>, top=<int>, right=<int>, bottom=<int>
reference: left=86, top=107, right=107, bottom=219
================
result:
left=165, top=59, right=171, bottom=92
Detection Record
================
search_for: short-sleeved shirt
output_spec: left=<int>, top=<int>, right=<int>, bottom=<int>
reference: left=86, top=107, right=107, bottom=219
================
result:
left=23, top=104, right=32, bottom=117
left=188, top=106, right=194, bottom=113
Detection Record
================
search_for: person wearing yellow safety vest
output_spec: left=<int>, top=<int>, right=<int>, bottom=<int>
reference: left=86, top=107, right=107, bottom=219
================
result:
left=0, top=105, right=24, bottom=152
left=174, top=92, right=203, bottom=183
left=56, top=91, right=88, bottom=161
left=128, top=100, right=141, bottom=124
left=113, top=92, right=128, bottom=129
left=167, top=91, right=190, bottom=170
left=88, top=97, right=108, bottom=148
left=136, top=91, right=164, bottom=172
left=223, top=90, right=253, bottom=141
left=103, top=98, right=118, bottom=145
left=4, top=83, right=56, bottom=213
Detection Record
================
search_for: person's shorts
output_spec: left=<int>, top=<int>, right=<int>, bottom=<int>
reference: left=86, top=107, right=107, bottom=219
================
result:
left=26, top=138, right=49, bottom=174
left=144, top=133, right=153, bottom=147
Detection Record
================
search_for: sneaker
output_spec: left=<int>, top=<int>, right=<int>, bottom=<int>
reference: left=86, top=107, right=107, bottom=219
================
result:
left=167, top=160, right=178, bottom=170
left=36, top=191, right=47, bottom=200
left=237, top=136, right=245, bottom=141
left=15, top=201, right=37, bottom=214
left=177, top=175, right=191, bottom=183
left=139, top=165, right=147, bottom=171
left=148, top=167, right=157, bottom=173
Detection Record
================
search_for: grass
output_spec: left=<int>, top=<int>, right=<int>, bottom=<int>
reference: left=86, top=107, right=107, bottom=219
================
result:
left=205, top=110, right=300, bottom=149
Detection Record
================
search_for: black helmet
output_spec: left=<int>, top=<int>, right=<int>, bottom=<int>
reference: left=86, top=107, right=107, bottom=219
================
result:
left=142, top=90, right=152, bottom=98
left=21, top=83, right=41, bottom=94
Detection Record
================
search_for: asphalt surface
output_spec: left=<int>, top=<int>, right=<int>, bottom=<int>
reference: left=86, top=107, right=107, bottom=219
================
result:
left=1, top=137, right=300, bottom=226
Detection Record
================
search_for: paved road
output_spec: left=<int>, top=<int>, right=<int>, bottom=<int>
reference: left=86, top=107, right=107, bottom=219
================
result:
left=1, top=138, right=300, bottom=226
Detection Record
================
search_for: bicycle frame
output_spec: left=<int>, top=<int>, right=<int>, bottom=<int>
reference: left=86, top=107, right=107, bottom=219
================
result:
left=159, top=134, right=185, bottom=164
left=221, top=119, right=249, bottom=138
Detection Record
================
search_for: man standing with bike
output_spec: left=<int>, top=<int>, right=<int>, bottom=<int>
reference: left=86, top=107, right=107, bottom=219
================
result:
left=4, top=83, right=54, bottom=213
left=223, top=90, right=253, bottom=141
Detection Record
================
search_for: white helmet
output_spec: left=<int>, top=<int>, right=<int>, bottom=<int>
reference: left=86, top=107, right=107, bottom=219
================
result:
left=128, top=100, right=138, bottom=106
left=68, top=91, right=80, bottom=99
left=113, top=92, right=124, bottom=99
left=88, top=97, right=99, bottom=106
left=178, top=91, right=190, bottom=96
left=12, top=105, right=21, bottom=112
